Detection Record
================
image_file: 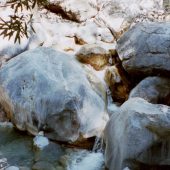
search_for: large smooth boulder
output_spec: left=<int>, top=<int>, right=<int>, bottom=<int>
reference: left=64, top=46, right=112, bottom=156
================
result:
left=117, top=22, right=170, bottom=79
left=129, top=76, right=170, bottom=105
left=0, top=47, right=108, bottom=143
left=104, top=98, right=170, bottom=170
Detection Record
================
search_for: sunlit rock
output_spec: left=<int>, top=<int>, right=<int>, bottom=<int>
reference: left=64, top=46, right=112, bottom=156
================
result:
left=0, top=47, right=108, bottom=143
left=76, top=44, right=110, bottom=70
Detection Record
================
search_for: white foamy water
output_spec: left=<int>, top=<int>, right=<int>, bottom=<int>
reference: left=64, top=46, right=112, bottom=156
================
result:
left=67, top=150, right=104, bottom=170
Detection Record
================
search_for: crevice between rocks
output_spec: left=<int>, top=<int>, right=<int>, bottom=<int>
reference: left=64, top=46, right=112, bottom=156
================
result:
left=45, top=3, right=81, bottom=23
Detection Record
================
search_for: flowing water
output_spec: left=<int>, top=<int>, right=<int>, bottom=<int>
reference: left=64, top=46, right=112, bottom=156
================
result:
left=67, top=150, right=104, bottom=170
left=0, top=123, right=105, bottom=170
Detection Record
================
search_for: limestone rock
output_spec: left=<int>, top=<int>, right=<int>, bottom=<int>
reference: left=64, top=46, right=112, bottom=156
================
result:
left=76, top=44, right=110, bottom=70
left=104, top=97, right=170, bottom=170
left=0, top=47, right=108, bottom=143
left=129, top=77, right=170, bottom=105
left=117, top=22, right=170, bottom=80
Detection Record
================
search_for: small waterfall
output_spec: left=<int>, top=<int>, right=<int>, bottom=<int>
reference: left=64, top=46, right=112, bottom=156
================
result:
left=67, top=136, right=105, bottom=170
left=92, top=137, right=104, bottom=153
left=107, top=88, right=119, bottom=117
left=66, top=64, right=107, bottom=170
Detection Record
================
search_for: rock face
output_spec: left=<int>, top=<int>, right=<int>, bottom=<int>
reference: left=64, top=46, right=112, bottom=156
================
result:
left=0, top=47, right=107, bottom=143
left=129, top=77, right=170, bottom=105
left=117, top=22, right=170, bottom=79
left=76, top=44, right=110, bottom=70
left=104, top=98, right=170, bottom=170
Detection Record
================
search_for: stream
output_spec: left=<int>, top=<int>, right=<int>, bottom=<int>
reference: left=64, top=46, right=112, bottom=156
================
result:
left=0, top=122, right=105, bottom=170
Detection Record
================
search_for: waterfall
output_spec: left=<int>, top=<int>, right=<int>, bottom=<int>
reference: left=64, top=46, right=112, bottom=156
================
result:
left=92, top=137, right=104, bottom=153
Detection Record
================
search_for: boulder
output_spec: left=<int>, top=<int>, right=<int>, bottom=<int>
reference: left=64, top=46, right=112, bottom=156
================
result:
left=104, top=98, right=170, bottom=170
left=0, top=47, right=108, bottom=143
left=129, top=76, right=170, bottom=105
left=76, top=44, right=110, bottom=70
left=117, top=22, right=170, bottom=80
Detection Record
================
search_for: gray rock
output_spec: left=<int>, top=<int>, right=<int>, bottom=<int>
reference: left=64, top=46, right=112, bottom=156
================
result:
left=117, top=22, right=170, bottom=79
left=0, top=47, right=107, bottom=143
left=129, top=76, right=170, bottom=105
left=104, top=98, right=170, bottom=170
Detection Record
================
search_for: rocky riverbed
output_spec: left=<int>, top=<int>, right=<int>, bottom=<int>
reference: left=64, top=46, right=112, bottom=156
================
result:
left=1, top=0, right=170, bottom=170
